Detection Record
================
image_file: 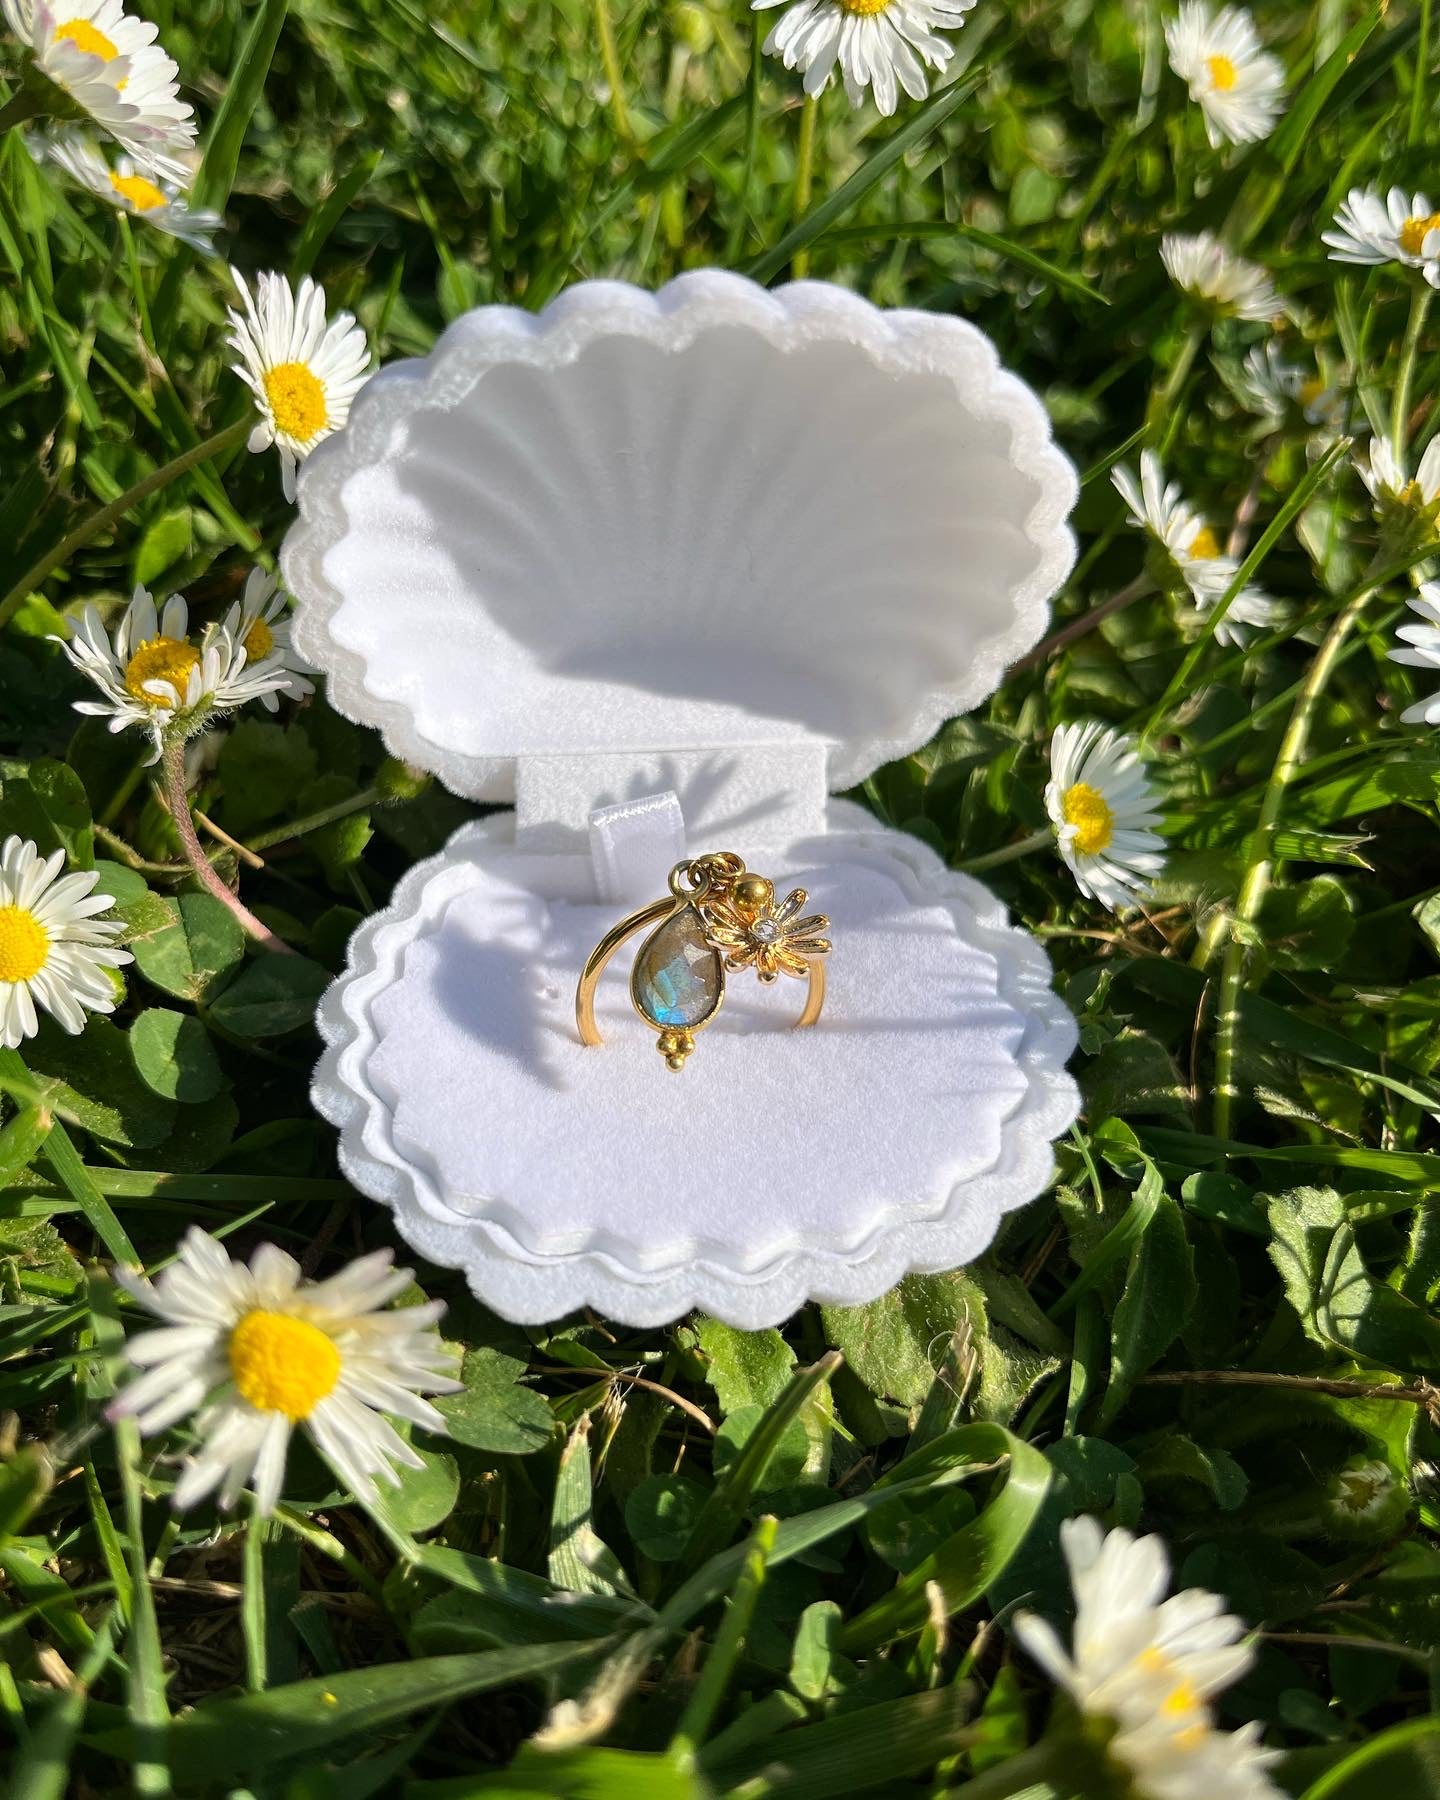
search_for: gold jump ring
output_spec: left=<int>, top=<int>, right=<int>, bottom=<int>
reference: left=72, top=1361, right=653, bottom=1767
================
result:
left=575, top=852, right=831, bottom=1071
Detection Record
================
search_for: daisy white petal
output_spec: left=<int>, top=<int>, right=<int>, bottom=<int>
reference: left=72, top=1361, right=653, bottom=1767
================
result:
left=1045, top=723, right=1165, bottom=913
left=1161, top=230, right=1282, bottom=322
left=32, top=129, right=219, bottom=251
left=225, top=267, right=372, bottom=499
left=218, top=569, right=314, bottom=710
left=0, top=836, right=130, bottom=1048
left=752, top=0, right=976, bottom=117
left=52, top=581, right=306, bottom=759
left=1235, top=340, right=1343, bottom=430
left=1324, top=186, right=1440, bottom=270
left=112, top=1227, right=462, bottom=1517
left=1015, top=1516, right=1284, bottom=1800
left=3, top=0, right=196, bottom=176
left=1165, top=3, right=1284, bottom=148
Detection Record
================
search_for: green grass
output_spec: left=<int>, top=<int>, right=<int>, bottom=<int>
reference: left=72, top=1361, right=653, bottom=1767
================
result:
left=2, top=0, right=1440, bottom=1794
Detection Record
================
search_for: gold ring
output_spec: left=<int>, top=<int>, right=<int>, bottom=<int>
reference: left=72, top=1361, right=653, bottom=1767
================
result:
left=576, top=852, right=831, bottom=1071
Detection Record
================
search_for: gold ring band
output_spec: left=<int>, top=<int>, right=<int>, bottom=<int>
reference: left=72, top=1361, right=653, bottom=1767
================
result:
left=576, top=852, right=831, bottom=1070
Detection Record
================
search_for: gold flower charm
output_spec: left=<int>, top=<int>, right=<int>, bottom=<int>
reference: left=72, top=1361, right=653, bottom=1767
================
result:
left=700, top=873, right=832, bottom=983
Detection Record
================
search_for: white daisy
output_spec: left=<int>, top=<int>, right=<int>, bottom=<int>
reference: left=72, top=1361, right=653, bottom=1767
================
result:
left=1323, top=187, right=1440, bottom=271
left=225, top=268, right=372, bottom=502
left=0, top=836, right=131, bottom=1049
left=53, top=584, right=303, bottom=761
left=2, top=0, right=195, bottom=179
left=1389, top=580, right=1440, bottom=724
left=32, top=130, right=218, bottom=250
left=1161, top=230, right=1282, bottom=323
left=110, top=1227, right=462, bottom=1515
left=1112, top=451, right=1280, bottom=648
left=1165, top=3, right=1285, bottom=148
left=218, top=569, right=314, bottom=711
left=1236, top=341, right=1342, bottom=430
left=750, top=0, right=977, bottom=118
left=1044, top=722, right=1165, bottom=912
left=1357, top=436, right=1440, bottom=514
left=1113, top=450, right=1214, bottom=572
left=1015, top=1517, right=1284, bottom=1800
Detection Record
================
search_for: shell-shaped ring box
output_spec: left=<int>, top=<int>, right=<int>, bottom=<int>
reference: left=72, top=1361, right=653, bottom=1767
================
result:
left=283, top=271, right=1081, bottom=1328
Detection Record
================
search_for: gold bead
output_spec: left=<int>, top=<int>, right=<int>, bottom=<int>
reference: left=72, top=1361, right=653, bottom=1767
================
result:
left=665, top=1053, right=687, bottom=1072
left=731, top=873, right=774, bottom=918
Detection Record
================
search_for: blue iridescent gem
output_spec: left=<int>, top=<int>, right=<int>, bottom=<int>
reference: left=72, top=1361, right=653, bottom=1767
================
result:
left=632, top=906, right=722, bottom=1030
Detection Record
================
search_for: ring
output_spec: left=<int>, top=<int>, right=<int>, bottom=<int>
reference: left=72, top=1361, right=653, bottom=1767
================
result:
left=576, top=852, right=832, bottom=1070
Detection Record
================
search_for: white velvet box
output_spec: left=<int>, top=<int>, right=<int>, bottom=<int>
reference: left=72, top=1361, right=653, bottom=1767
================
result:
left=283, top=271, right=1083, bottom=1328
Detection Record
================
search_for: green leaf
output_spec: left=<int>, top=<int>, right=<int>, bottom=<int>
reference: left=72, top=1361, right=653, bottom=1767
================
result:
left=131, top=507, right=193, bottom=587
left=128, top=1009, right=225, bottom=1103
left=746, top=42, right=1007, bottom=283
left=411, top=1745, right=705, bottom=1798
left=205, top=953, right=331, bottom=1037
left=788, top=1599, right=843, bottom=1702
left=1299, top=1716, right=1440, bottom=1800
left=822, top=1274, right=989, bottom=1409
left=20, top=1017, right=175, bottom=1149
left=840, top=1423, right=1052, bottom=1652
left=434, top=1347, right=554, bottom=1456
left=1098, top=1186, right=1194, bottom=1430
left=1137, top=1436, right=1248, bottom=1512
left=674, top=1354, right=841, bottom=1581
left=88, top=1639, right=611, bottom=1782
left=123, top=892, right=246, bottom=1005
left=0, top=760, right=94, bottom=866
left=367, top=1446, right=459, bottom=1537
left=1316, top=1223, right=1440, bottom=1379
left=700, top=1683, right=979, bottom=1794
left=193, top=0, right=291, bottom=213
left=551, top=1421, right=633, bottom=1599
left=694, top=1315, right=796, bottom=1413
left=408, top=1544, right=645, bottom=1647
left=215, top=720, right=319, bottom=835
left=624, top=1475, right=709, bottom=1565
left=1258, top=876, right=1356, bottom=973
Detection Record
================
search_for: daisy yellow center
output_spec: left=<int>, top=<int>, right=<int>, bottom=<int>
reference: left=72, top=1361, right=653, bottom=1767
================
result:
left=54, top=17, right=119, bottom=59
left=263, top=361, right=328, bottom=443
left=1188, top=524, right=1221, bottom=559
left=839, top=0, right=893, bottom=13
left=228, top=1309, right=342, bottom=1419
left=1399, top=212, right=1440, bottom=257
left=0, top=906, right=49, bottom=983
left=242, top=617, right=275, bottom=660
left=1299, top=376, right=1326, bottom=409
left=1062, top=781, right=1114, bottom=856
left=109, top=169, right=166, bottom=212
left=1206, top=53, right=1238, bottom=90
left=124, top=635, right=200, bottom=706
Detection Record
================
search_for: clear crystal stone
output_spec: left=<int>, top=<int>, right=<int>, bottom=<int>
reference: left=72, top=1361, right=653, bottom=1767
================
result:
left=750, top=918, right=781, bottom=943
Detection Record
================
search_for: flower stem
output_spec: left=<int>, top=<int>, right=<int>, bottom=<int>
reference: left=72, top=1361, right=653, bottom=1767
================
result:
left=159, top=741, right=296, bottom=956
left=0, top=85, right=48, bottom=136
left=1009, top=575, right=1154, bottom=673
left=0, top=419, right=249, bottom=632
left=1391, top=283, right=1431, bottom=462
left=791, top=95, right=818, bottom=278
left=592, top=0, right=634, bottom=144
left=1210, top=584, right=1376, bottom=1137
left=1147, top=324, right=1203, bottom=436
left=944, top=1741, right=1065, bottom=1800
left=957, top=827, right=1053, bottom=875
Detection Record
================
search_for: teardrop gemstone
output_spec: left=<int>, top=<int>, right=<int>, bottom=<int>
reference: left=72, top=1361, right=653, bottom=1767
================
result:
left=631, top=905, right=722, bottom=1030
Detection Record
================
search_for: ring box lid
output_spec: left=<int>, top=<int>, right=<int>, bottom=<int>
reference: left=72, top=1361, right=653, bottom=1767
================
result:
left=283, top=272, right=1077, bottom=812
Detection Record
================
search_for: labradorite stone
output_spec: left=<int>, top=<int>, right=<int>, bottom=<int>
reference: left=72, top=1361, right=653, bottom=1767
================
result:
left=632, top=907, right=722, bottom=1029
